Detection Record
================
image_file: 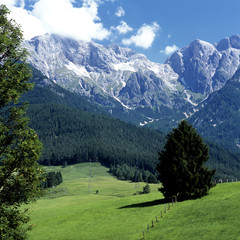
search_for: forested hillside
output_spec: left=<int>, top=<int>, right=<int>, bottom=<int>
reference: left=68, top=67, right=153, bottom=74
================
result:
left=27, top=103, right=165, bottom=173
left=21, top=66, right=240, bottom=181
left=190, top=69, right=240, bottom=151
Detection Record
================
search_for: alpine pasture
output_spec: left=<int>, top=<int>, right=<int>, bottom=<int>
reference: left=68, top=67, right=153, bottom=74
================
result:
left=27, top=163, right=240, bottom=240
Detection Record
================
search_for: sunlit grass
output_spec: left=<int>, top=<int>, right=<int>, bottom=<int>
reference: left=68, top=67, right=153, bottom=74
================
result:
left=28, top=163, right=240, bottom=240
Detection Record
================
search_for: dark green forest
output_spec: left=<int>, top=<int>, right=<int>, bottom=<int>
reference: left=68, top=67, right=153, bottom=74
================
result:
left=27, top=103, right=165, bottom=178
left=41, top=171, right=63, bottom=188
left=189, top=75, right=240, bottom=151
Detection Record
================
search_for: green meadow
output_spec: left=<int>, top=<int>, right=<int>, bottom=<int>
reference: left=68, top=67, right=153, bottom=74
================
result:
left=27, top=163, right=240, bottom=240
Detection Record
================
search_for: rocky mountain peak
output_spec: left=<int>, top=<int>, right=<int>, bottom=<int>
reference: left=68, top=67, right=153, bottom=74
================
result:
left=187, top=39, right=216, bottom=57
left=217, top=34, right=240, bottom=51
left=166, top=35, right=240, bottom=95
left=217, top=38, right=231, bottom=51
left=229, top=34, right=240, bottom=49
left=24, top=34, right=185, bottom=112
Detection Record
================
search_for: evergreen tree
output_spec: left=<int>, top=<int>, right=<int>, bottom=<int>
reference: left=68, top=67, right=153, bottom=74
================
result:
left=41, top=171, right=63, bottom=188
left=0, top=5, right=44, bottom=239
left=142, top=184, right=150, bottom=194
left=157, top=120, right=215, bottom=200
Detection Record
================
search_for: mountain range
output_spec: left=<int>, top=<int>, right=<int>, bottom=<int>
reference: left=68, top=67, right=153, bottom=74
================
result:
left=166, top=35, right=240, bottom=95
left=23, top=34, right=240, bottom=127
left=22, top=33, right=240, bottom=178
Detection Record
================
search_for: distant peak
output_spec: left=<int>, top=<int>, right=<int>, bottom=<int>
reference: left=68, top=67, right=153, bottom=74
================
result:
left=217, top=37, right=230, bottom=51
left=190, top=39, right=215, bottom=48
left=217, top=34, right=240, bottom=51
left=229, top=34, right=240, bottom=49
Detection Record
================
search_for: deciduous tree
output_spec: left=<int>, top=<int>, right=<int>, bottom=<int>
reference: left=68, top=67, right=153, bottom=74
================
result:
left=0, top=5, right=44, bottom=239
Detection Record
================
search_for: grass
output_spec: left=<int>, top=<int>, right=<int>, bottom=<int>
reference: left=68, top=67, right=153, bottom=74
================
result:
left=146, top=182, right=240, bottom=240
left=27, top=163, right=240, bottom=240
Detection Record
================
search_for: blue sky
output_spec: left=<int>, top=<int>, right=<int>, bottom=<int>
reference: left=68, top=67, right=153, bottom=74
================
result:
left=1, top=0, right=240, bottom=63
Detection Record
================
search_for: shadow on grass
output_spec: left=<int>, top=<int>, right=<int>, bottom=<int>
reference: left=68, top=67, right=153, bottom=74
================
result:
left=119, top=198, right=169, bottom=209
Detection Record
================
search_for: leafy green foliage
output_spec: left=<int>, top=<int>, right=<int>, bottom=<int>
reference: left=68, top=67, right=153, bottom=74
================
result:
left=0, top=5, right=44, bottom=239
left=158, top=120, right=215, bottom=200
left=0, top=205, right=32, bottom=240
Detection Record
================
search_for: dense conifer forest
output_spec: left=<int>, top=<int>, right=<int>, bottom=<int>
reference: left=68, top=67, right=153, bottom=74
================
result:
left=27, top=103, right=165, bottom=180
left=41, top=171, right=63, bottom=188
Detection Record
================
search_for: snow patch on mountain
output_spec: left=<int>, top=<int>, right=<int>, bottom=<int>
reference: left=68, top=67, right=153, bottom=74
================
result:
left=66, top=62, right=90, bottom=78
left=112, top=62, right=136, bottom=72
left=112, top=95, right=135, bottom=110
left=184, top=90, right=198, bottom=106
left=139, top=117, right=159, bottom=126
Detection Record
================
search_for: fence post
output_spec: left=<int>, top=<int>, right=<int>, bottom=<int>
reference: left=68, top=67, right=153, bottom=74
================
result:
left=147, top=224, right=149, bottom=232
left=156, top=216, right=159, bottom=222
left=164, top=205, right=167, bottom=213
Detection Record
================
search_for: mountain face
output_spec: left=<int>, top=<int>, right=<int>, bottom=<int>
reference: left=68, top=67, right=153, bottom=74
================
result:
left=188, top=68, right=240, bottom=150
left=24, top=33, right=240, bottom=132
left=165, top=35, right=240, bottom=95
left=23, top=34, right=194, bottom=114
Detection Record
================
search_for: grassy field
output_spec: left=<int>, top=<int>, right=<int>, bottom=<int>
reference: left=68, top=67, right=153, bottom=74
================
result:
left=27, top=163, right=240, bottom=240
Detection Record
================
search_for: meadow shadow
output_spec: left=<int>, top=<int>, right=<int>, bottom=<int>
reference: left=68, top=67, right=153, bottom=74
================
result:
left=119, top=198, right=169, bottom=209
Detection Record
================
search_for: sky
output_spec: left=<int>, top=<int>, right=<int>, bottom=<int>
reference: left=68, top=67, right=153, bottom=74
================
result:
left=1, top=0, right=240, bottom=63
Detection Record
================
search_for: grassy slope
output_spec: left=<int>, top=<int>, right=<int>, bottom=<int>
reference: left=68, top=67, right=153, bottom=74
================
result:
left=28, top=163, right=240, bottom=240
left=147, top=182, right=240, bottom=240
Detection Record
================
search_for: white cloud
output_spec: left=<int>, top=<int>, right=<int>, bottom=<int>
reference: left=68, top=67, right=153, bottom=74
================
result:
left=18, top=0, right=25, bottom=8
left=1, top=0, right=26, bottom=9
left=0, top=0, right=16, bottom=8
left=161, top=44, right=179, bottom=55
left=115, top=6, right=125, bottom=17
left=115, top=21, right=133, bottom=34
left=3, top=0, right=110, bottom=41
left=9, top=7, right=46, bottom=40
left=122, top=22, right=160, bottom=49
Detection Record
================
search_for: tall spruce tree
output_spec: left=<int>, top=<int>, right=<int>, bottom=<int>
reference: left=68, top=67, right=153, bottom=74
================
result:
left=0, top=5, right=44, bottom=239
left=157, top=120, right=215, bottom=200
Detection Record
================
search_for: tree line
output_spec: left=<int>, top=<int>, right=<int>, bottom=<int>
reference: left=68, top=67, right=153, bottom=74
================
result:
left=41, top=171, right=63, bottom=188
left=26, top=102, right=165, bottom=179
